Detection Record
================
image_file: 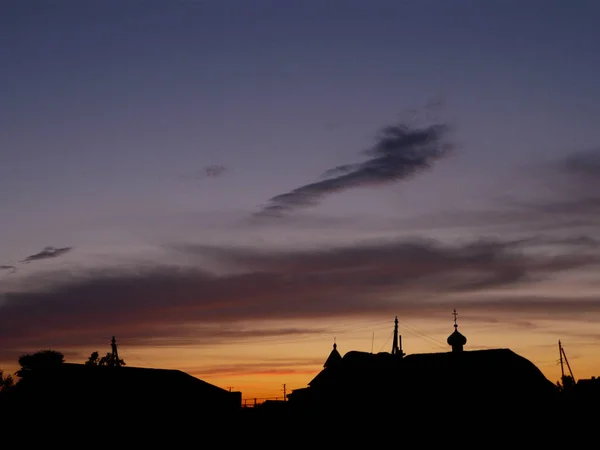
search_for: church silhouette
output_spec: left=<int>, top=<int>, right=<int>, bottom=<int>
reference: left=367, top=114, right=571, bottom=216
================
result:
left=287, top=309, right=558, bottom=423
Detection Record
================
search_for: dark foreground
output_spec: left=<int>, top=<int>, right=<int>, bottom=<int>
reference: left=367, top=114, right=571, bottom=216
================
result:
left=3, top=398, right=597, bottom=447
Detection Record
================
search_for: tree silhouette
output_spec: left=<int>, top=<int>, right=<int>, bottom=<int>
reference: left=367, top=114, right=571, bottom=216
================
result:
left=0, top=369, right=14, bottom=392
left=557, top=375, right=576, bottom=392
left=16, top=350, right=65, bottom=378
left=99, top=352, right=126, bottom=368
left=85, top=351, right=100, bottom=366
left=85, top=350, right=125, bottom=368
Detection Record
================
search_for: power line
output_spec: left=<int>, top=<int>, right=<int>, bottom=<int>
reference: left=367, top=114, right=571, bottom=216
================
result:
left=119, top=318, right=449, bottom=355
left=106, top=317, right=452, bottom=370
left=377, top=330, right=394, bottom=353
left=397, top=319, right=447, bottom=350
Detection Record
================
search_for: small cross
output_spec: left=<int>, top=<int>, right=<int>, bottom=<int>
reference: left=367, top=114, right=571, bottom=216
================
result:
left=452, top=309, right=458, bottom=327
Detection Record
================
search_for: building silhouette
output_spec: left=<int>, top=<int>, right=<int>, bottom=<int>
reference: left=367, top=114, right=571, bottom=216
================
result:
left=287, top=310, right=558, bottom=421
left=6, top=337, right=242, bottom=425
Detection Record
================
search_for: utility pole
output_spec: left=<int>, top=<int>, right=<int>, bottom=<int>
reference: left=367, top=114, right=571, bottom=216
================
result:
left=559, top=340, right=565, bottom=379
left=558, top=340, right=575, bottom=382
left=282, top=384, right=287, bottom=401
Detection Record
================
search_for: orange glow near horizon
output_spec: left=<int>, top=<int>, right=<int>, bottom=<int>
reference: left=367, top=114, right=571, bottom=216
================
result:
left=2, top=315, right=599, bottom=400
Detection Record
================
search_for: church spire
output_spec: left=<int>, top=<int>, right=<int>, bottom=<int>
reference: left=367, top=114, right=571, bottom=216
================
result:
left=447, top=309, right=467, bottom=352
left=324, top=338, right=342, bottom=368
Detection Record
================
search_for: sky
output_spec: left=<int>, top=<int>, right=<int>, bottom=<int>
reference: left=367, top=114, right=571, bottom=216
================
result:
left=1, top=0, right=600, bottom=399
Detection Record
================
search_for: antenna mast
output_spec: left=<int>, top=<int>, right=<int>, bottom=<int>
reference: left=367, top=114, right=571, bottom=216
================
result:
left=110, top=336, right=120, bottom=368
left=391, top=316, right=405, bottom=357
left=391, top=317, right=399, bottom=355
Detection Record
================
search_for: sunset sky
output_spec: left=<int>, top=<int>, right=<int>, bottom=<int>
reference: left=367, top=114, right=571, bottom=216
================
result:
left=2, top=0, right=600, bottom=399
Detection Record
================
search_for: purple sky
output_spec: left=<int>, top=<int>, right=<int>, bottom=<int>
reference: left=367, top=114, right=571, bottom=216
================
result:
left=1, top=1, right=600, bottom=373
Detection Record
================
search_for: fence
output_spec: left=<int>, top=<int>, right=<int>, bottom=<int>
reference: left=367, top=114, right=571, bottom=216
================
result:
left=241, top=397, right=287, bottom=408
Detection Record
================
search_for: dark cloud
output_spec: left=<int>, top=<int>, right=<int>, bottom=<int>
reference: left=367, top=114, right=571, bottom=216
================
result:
left=255, top=120, right=453, bottom=217
left=180, top=165, right=228, bottom=183
left=21, top=246, right=73, bottom=263
left=123, top=327, right=328, bottom=348
left=0, top=265, right=16, bottom=274
left=202, top=164, right=227, bottom=178
left=1, top=234, right=598, bottom=363
left=186, top=165, right=228, bottom=179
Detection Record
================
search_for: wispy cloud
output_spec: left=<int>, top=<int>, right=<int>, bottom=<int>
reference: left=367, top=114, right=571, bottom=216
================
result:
left=400, top=147, right=600, bottom=235
left=1, top=234, right=598, bottom=362
left=203, top=164, right=227, bottom=177
left=21, top=246, right=73, bottom=263
left=189, top=359, right=324, bottom=378
left=505, top=147, right=600, bottom=220
left=122, top=326, right=328, bottom=348
left=558, top=147, right=600, bottom=179
left=255, top=119, right=453, bottom=217
left=182, top=165, right=228, bottom=181
left=0, top=265, right=16, bottom=274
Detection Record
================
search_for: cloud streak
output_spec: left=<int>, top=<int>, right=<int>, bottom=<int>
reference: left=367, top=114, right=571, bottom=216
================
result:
left=0, top=265, right=16, bottom=275
left=188, top=359, right=324, bottom=378
left=182, top=165, right=228, bottom=182
left=1, top=234, right=598, bottom=363
left=201, top=164, right=227, bottom=178
left=256, top=120, right=453, bottom=217
left=21, top=246, right=73, bottom=263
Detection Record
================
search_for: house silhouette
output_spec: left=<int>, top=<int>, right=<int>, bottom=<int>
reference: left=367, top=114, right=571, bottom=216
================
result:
left=9, top=362, right=242, bottom=424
